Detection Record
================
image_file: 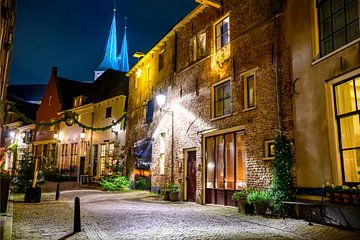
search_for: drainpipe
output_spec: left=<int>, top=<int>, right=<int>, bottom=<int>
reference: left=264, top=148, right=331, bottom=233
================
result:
left=89, top=112, right=95, bottom=175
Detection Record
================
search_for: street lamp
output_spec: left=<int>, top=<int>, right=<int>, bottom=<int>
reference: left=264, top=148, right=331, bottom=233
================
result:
left=156, top=93, right=174, bottom=183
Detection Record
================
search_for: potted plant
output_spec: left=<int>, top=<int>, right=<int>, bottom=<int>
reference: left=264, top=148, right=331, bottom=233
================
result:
left=168, top=183, right=180, bottom=202
left=232, top=187, right=254, bottom=214
left=341, top=185, right=352, bottom=204
left=322, top=182, right=335, bottom=203
left=333, top=185, right=343, bottom=204
left=162, top=183, right=170, bottom=200
left=351, top=185, right=360, bottom=207
left=247, top=190, right=270, bottom=215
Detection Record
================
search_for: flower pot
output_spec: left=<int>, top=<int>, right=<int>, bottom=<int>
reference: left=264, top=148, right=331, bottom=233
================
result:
left=325, top=192, right=334, bottom=203
left=237, top=199, right=247, bottom=213
left=254, top=202, right=268, bottom=215
left=0, top=177, right=11, bottom=213
left=162, top=190, right=169, bottom=201
left=24, top=187, right=42, bottom=203
left=342, top=193, right=352, bottom=204
left=169, top=191, right=179, bottom=202
left=244, top=203, right=255, bottom=215
left=352, top=195, right=360, bottom=207
left=334, top=193, right=343, bottom=204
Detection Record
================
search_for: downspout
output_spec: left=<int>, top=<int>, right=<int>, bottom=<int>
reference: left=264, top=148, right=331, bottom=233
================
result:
left=89, top=112, right=95, bottom=175
left=273, top=12, right=283, bottom=131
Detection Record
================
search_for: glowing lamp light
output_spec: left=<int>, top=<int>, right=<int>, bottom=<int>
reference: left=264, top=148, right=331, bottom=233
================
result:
left=9, top=131, right=16, bottom=139
left=207, top=162, right=215, bottom=169
left=54, top=133, right=59, bottom=140
left=80, top=129, right=86, bottom=141
left=156, top=94, right=166, bottom=109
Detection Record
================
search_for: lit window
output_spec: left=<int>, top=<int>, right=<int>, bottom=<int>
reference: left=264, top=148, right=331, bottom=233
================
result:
left=48, top=96, right=53, bottom=106
left=241, top=69, right=257, bottom=110
left=333, top=76, right=360, bottom=183
left=191, top=32, right=206, bottom=62
left=108, top=143, right=115, bottom=175
left=105, top=107, right=112, bottom=118
left=100, top=144, right=107, bottom=175
left=213, top=80, right=231, bottom=118
left=317, top=0, right=359, bottom=57
left=215, top=16, right=230, bottom=50
left=73, top=96, right=83, bottom=108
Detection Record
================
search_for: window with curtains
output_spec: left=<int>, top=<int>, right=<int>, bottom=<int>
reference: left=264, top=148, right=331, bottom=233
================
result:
left=213, top=80, right=231, bottom=118
left=108, top=143, right=115, bottom=175
left=334, top=76, right=360, bottom=183
left=317, top=0, right=359, bottom=57
left=61, top=144, right=68, bottom=173
left=70, top=143, right=78, bottom=176
left=100, top=144, right=107, bottom=175
left=206, top=131, right=246, bottom=190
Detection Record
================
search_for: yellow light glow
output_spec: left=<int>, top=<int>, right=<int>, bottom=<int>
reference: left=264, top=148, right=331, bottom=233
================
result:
left=136, top=68, right=142, bottom=78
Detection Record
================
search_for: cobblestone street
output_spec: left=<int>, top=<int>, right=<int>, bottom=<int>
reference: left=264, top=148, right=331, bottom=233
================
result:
left=12, top=190, right=360, bottom=240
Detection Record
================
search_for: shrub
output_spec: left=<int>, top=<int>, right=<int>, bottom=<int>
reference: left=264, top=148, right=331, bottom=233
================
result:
left=100, top=175, right=130, bottom=191
left=135, top=176, right=151, bottom=190
left=166, top=183, right=179, bottom=193
left=247, top=190, right=271, bottom=204
left=232, top=187, right=254, bottom=201
left=270, top=132, right=293, bottom=211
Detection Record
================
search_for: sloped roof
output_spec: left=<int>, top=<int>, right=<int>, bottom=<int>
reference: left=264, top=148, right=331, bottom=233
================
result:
left=88, top=69, right=128, bottom=103
left=7, top=84, right=47, bottom=103
left=7, top=94, right=39, bottom=121
left=56, top=77, right=91, bottom=110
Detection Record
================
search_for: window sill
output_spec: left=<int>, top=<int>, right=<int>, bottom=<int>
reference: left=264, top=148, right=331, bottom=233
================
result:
left=312, top=38, right=360, bottom=66
left=242, top=106, right=256, bottom=112
left=210, top=113, right=232, bottom=121
left=263, top=157, right=274, bottom=161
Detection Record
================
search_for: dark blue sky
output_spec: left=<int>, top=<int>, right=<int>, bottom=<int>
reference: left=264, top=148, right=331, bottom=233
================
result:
left=9, top=0, right=198, bottom=84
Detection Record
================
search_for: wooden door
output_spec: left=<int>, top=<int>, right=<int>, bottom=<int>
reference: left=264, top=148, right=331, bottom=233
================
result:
left=186, top=150, right=196, bottom=202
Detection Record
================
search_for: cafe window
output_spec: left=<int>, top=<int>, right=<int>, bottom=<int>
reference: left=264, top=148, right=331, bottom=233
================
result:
left=333, top=76, right=360, bottom=183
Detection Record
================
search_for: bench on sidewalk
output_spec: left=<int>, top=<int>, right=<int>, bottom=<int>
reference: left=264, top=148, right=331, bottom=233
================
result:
left=281, top=188, right=324, bottom=225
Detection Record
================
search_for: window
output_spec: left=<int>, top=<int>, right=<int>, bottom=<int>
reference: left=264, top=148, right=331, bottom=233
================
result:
left=49, top=144, right=56, bottom=162
left=108, top=143, right=115, bottom=175
left=93, top=145, right=98, bottom=176
left=48, top=96, right=53, bottom=106
left=70, top=143, right=78, bottom=177
left=242, top=69, right=257, bottom=110
left=61, top=144, right=68, bottom=174
left=215, top=16, right=230, bottom=50
left=213, top=80, right=231, bottom=118
left=264, top=140, right=275, bottom=160
left=158, top=50, right=164, bottom=71
left=105, top=107, right=112, bottom=118
left=73, top=96, right=83, bottom=108
left=317, top=0, right=359, bottom=57
left=334, top=76, right=360, bottom=183
left=191, top=32, right=206, bottom=62
left=100, top=144, right=107, bottom=175
left=143, top=99, right=154, bottom=124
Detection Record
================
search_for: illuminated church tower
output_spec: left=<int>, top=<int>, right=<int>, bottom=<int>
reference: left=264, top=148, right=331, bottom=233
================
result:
left=94, top=7, right=129, bottom=80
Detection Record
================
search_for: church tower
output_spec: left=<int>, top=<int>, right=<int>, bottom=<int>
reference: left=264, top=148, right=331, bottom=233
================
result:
left=94, top=6, right=129, bottom=80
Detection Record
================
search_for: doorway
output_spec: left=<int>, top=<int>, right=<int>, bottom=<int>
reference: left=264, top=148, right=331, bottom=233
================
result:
left=185, top=150, right=196, bottom=202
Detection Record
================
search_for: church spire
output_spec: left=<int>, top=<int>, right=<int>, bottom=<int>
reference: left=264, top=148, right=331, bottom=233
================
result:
left=118, top=17, right=129, bottom=72
left=97, top=7, right=120, bottom=72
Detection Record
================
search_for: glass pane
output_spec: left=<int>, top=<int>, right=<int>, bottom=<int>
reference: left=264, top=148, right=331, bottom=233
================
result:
left=247, top=76, right=255, bottom=108
left=223, top=32, right=230, bottom=46
left=346, top=21, right=360, bottom=43
left=342, top=149, right=360, bottom=182
left=216, top=22, right=222, bottom=37
left=335, top=80, right=356, bottom=115
left=356, top=77, right=360, bottom=110
left=346, top=0, right=358, bottom=23
left=224, top=82, right=231, bottom=97
left=192, top=37, right=197, bottom=62
left=319, top=1, right=331, bottom=20
left=215, top=85, right=223, bottom=101
left=333, top=28, right=346, bottom=50
left=321, top=37, right=333, bottom=55
left=332, top=0, right=344, bottom=12
left=225, top=134, right=234, bottom=189
left=340, top=114, right=360, bottom=149
left=206, top=138, right=215, bottom=188
left=216, top=36, right=222, bottom=50
left=222, top=17, right=229, bottom=34
left=224, top=98, right=232, bottom=115
left=236, top=132, right=246, bottom=189
left=199, top=33, right=206, bottom=57
left=333, top=9, right=345, bottom=32
left=215, top=135, right=224, bottom=189
left=215, top=101, right=223, bottom=117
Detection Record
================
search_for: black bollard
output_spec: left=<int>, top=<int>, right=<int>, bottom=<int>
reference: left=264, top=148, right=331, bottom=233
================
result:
left=73, top=197, right=81, bottom=233
left=55, top=182, right=60, bottom=200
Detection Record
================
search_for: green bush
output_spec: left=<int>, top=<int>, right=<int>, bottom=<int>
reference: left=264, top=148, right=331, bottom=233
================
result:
left=270, top=132, right=294, bottom=211
left=135, top=176, right=151, bottom=190
left=100, top=175, right=130, bottom=191
left=247, top=190, right=271, bottom=204
left=232, top=186, right=254, bottom=201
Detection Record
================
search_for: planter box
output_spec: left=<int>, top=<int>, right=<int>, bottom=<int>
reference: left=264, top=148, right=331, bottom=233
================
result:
left=254, top=202, right=268, bottom=215
left=24, top=187, right=41, bottom=203
left=0, top=177, right=11, bottom=213
left=162, top=190, right=169, bottom=200
left=169, top=191, right=179, bottom=202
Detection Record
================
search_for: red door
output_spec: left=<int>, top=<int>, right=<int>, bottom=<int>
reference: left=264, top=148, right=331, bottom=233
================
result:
left=186, top=151, right=196, bottom=202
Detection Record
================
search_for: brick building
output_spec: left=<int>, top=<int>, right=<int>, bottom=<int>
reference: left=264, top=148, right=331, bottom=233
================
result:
left=126, top=0, right=293, bottom=206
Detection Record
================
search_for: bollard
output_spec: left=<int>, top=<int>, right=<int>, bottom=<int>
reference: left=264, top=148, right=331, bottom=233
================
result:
left=55, top=182, right=60, bottom=200
left=73, top=197, right=81, bottom=233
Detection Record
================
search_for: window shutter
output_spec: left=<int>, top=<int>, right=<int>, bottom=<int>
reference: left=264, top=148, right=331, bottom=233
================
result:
left=146, top=99, right=154, bottom=123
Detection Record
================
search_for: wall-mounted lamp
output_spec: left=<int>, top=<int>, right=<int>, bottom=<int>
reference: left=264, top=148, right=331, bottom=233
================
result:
left=156, top=94, right=166, bottom=111
left=80, top=129, right=86, bottom=141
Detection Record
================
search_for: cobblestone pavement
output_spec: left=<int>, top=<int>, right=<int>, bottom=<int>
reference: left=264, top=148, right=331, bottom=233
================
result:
left=13, top=190, right=360, bottom=240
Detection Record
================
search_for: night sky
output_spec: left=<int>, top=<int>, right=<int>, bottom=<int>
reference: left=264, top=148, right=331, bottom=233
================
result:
left=9, top=0, right=198, bottom=85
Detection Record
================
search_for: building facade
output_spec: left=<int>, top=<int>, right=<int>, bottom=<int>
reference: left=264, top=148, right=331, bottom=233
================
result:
left=0, top=0, right=16, bottom=146
left=287, top=0, right=360, bottom=186
left=126, top=0, right=293, bottom=206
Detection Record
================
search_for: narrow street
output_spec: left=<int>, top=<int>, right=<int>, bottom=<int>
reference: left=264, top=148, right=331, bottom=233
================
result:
left=12, top=190, right=360, bottom=240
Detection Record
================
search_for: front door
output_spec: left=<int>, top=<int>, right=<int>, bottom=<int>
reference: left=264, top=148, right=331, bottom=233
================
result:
left=186, top=150, right=196, bottom=202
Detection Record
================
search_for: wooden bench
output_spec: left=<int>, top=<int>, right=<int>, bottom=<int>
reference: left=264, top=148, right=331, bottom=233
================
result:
left=281, top=189, right=324, bottom=225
